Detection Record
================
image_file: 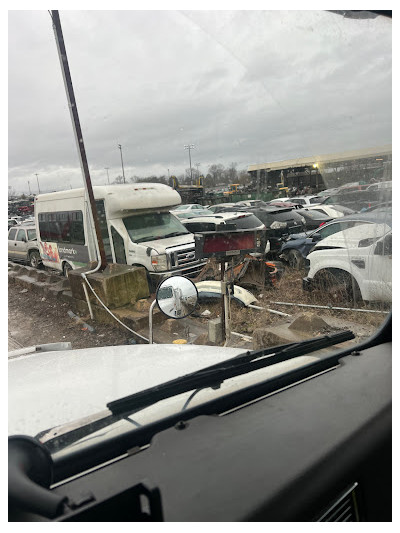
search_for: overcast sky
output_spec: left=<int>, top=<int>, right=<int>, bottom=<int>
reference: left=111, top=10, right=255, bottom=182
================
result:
left=8, top=9, right=391, bottom=194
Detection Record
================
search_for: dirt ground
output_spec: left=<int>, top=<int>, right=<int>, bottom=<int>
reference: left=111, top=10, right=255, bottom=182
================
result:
left=8, top=266, right=389, bottom=351
left=8, top=283, right=133, bottom=350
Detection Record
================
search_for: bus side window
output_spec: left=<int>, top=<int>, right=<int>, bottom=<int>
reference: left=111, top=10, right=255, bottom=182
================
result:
left=111, top=226, right=127, bottom=264
left=38, top=214, right=49, bottom=241
left=70, top=221, right=84, bottom=244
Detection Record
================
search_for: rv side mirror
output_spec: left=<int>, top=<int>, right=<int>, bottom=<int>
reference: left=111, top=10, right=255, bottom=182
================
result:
left=156, top=276, right=198, bottom=319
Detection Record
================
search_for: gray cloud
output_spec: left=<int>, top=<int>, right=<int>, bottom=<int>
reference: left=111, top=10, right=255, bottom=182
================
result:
left=8, top=10, right=391, bottom=194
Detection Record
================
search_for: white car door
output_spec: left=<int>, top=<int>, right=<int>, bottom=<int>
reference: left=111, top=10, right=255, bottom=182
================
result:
left=365, top=233, right=392, bottom=302
left=14, top=228, right=29, bottom=261
left=8, top=228, right=18, bottom=260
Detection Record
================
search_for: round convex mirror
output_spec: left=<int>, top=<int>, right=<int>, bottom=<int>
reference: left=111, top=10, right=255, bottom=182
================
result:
left=156, top=276, right=198, bottom=319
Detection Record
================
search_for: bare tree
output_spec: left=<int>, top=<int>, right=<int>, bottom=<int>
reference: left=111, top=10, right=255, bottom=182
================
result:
left=208, top=164, right=225, bottom=184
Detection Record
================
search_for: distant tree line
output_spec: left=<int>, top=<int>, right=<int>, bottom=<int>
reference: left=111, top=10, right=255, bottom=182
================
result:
left=111, top=162, right=251, bottom=187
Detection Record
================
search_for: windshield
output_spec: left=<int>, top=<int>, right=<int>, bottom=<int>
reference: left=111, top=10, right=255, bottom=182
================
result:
left=123, top=212, right=189, bottom=243
left=8, top=10, right=391, bottom=461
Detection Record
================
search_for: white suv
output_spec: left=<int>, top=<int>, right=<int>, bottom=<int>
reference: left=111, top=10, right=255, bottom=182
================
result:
left=8, top=225, right=42, bottom=268
left=303, top=223, right=392, bottom=303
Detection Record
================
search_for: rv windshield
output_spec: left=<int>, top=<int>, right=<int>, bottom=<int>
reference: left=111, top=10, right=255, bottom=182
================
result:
left=123, top=212, right=190, bottom=243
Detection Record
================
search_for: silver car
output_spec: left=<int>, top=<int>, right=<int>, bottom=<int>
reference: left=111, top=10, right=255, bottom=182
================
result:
left=8, top=224, right=42, bottom=268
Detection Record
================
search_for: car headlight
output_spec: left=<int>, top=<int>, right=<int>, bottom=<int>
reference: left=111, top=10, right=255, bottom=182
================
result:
left=151, top=253, right=168, bottom=271
left=270, top=221, right=288, bottom=230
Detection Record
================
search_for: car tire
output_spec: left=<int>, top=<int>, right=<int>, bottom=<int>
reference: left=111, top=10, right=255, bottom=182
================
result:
left=29, top=250, right=42, bottom=269
left=314, top=270, right=361, bottom=305
left=287, top=249, right=304, bottom=270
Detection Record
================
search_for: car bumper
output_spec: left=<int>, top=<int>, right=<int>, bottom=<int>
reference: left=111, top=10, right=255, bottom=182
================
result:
left=149, top=261, right=207, bottom=280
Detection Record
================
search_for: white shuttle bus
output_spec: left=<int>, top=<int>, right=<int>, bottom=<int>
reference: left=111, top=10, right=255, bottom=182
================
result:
left=34, top=183, right=206, bottom=283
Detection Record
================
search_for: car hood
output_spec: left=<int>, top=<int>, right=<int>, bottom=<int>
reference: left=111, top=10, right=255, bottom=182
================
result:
left=285, top=231, right=309, bottom=240
left=139, top=233, right=194, bottom=253
left=9, top=344, right=318, bottom=442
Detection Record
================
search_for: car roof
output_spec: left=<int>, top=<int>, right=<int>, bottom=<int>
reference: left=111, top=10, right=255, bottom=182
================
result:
left=289, top=195, right=319, bottom=200
left=13, top=224, right=36, bottom=229
left=314, top=222, right=391, bottom=248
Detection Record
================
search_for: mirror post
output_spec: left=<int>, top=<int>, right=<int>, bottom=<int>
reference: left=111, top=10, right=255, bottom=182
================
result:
left=220, top=260, right=226, bottom=343
left=148, top=300, right=157, bottom=344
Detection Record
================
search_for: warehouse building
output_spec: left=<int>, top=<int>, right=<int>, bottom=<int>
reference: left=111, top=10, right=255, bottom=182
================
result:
left=247, top=145, right=392, bottom=194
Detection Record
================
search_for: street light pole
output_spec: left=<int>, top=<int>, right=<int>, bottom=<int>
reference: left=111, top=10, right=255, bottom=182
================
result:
left=184, top=144, right=195, bottom=183
left=27, top=180, right=31, bottom=195
left=118, top=144, right=126, bottom=184
left=104, top=167, right=110, bottom=184
left=35, top=173, right=41, bottom=193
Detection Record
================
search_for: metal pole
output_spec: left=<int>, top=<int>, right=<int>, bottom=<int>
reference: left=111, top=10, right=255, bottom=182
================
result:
left=27, top=180, right=31, bottom=195
left=148, top=300, right=157, bottom=344
left=50, top=10, right=107, bottom=269
left=118, top=144, right=126, bottom=184
left=35, top=173, right=41, bottom=193
left=184, top=144, right=195, bottom=183
left=270, top=301, right=390, bottom=314
left=220, top=260, right=226, bottom=343
left=104, top=167, right=110, bottom=184
left=188, top=147, right=193, bottom=182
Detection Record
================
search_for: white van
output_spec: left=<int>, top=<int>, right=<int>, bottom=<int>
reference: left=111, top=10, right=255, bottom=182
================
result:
left=303, top=223, right=392, bottom=303
left=35, top=184, right=206, bottom=282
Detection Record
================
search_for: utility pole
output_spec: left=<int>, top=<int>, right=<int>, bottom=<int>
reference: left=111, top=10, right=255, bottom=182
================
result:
left=184, top=144, right=195, bottom=183
left=104, top=167, right=110, bottom=184
left=27, top=180, right=31, bottom=195
left=118, top=144, right=126, bottom=184
left=35, top=173, right=41, bottom=193
left=51, top=10, right=107, bottom=269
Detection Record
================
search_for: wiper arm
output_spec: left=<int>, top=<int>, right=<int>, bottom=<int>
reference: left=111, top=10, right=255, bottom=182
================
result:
left=108, top=330, right=354, bottom=415
left=39, top=331, right=353, bottom=450
left=164, top=232, right=188, bottom=238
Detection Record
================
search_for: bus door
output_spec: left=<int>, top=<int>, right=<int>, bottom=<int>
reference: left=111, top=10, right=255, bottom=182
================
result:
left=110, top=226, right=127, bottom=264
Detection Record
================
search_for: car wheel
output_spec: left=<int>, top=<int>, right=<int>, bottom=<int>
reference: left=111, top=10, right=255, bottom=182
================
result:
left=287, top=249, right=304, bottom=270
left=29, top=251, right=42, bottom=269
left=314, top=270, right=361, bottom=305
left=63, top=262, right=72, bottom=278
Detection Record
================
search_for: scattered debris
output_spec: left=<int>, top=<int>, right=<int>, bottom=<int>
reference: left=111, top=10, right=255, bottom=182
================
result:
left=19, top=289, right=28, bottom=294
left=67, top=310, right=95, bottom=333
left=201, top=309, right=211, bottom=317
left=195, top=280, right=257, bottom=307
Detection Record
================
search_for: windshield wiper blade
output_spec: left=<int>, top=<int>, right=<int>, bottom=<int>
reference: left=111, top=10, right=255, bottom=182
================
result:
left=107, top=330, right=354, bottom=416
left=164, top=232, right=187, bottom=238
left=39, top=331, right=353, bottom=451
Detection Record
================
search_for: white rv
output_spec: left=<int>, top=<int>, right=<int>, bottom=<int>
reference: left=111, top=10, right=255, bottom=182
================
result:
left=34, top=184, right=206, bottom=283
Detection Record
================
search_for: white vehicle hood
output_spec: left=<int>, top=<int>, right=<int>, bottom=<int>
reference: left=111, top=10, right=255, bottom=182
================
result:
left=313, top=223, right=390, bottom=250
left=9, top=344, right=317, bottom=439
left=141, top=233, right=194, bottom=253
